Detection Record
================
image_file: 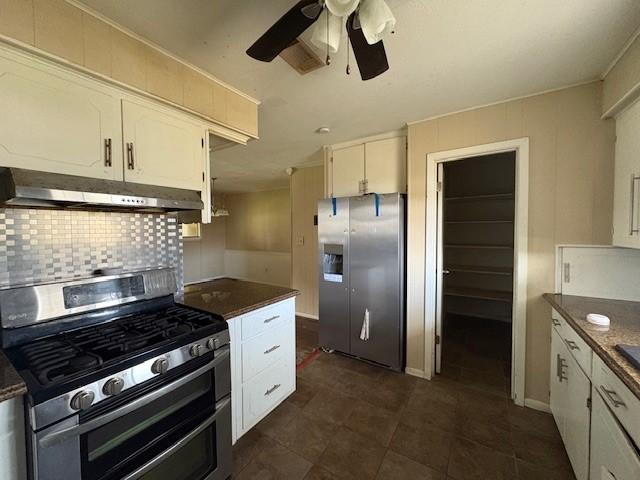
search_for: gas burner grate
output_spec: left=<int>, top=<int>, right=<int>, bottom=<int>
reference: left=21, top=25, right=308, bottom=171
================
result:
left=15, top=305, right=217, bottom=387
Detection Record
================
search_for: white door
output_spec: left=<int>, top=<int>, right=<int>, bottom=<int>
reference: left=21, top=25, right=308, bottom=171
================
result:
left=563, top=347, right=591, bottom=480
left=435, top=162, right=445, bottom=373
left=613, top=99, right=640, bottom=248
left=590, top=390, right=640, bottom=480
left=122, top=100, right=205, bottom=191
left=331, top=144, right=364, bottom=197
left=365, top=137, right=406, bottom=194
left=550, top=328, right=568, bottom=439
left=0, top=48, right=123, bottom=180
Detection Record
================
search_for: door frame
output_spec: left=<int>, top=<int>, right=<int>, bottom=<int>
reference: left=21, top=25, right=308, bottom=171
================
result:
left=424, top=138, right=529, bottom=406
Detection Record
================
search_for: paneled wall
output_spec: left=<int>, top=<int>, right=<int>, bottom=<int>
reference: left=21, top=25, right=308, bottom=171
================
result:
left=406, top=81, right=615, bottom=404
left=0, top=0, right=258, bottom=136
left=0, top=208, right=183, bottom=288
left=182, top=218, right=226, bottom=285
left=225, top=189, right=291, bottom=253
left=291, top=164, right=324, bottom=318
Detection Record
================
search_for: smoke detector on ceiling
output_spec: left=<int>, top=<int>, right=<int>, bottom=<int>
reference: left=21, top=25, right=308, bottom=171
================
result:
left=316, top=126, right=331, bottom=134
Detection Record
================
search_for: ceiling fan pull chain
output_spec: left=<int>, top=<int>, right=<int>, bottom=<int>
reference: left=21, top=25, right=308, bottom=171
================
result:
left=346, top=36, right=351, bottom=75
left=325, top=7, right=332, bottom=65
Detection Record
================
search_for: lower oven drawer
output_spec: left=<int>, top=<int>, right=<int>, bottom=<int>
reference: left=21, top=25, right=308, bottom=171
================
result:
left=242, top=357, right=294, bottom=431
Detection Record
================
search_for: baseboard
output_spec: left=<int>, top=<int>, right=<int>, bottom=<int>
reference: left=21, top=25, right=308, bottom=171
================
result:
left=524, top=398, right=551, bottom=413
left=405, top=367, right=427, bottom=379
left=295, top=312, right=319, bottom=320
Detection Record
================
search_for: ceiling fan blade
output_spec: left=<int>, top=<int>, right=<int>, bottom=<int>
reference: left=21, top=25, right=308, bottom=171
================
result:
left=247, top=0, right=323, bottom=62
left=346, top=12, right=389, bottom=81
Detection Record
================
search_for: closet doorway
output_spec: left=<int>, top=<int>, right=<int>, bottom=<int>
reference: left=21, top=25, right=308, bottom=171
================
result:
left=425, top=139, right=529, bottom=405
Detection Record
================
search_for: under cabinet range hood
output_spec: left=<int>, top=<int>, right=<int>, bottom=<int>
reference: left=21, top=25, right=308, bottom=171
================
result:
left=0, top=168, right=203, bottom=212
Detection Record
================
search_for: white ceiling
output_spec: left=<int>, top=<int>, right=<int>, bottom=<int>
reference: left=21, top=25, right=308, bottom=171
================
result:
left=78, top=0, right=640, bottom=192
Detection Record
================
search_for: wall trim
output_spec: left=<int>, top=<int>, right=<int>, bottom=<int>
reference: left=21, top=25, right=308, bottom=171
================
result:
left=424, top=138, right=529, bottom=407
left=601, top=24, right=640, bottom=79
left=601, top=80, right=640, bottom=119
left=326, top=128, right=407, bottom=151
left=406, top=80, right=598, bottom=127
left=405, top=367, right=427, bottom=379
left=524, top=398, right=551, bottom=413
left=295, top=312, right=319, bottom=320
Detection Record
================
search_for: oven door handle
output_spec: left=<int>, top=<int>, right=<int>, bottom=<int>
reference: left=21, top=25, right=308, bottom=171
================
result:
left=38, top=345, right=230, bottom=448
left=121, top=396, right=230, bottom=480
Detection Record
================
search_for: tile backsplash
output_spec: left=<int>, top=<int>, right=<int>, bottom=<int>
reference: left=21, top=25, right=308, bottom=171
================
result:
left=0, top=209, right=183, bottom=289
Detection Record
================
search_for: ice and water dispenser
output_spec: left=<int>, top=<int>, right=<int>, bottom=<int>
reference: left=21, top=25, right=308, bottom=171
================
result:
left=322, top=244, right=344, bottom=283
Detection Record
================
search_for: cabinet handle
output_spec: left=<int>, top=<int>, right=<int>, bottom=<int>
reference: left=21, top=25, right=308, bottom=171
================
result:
left=551, top=319, right=561, bottom=327
left=629, top=174, right=640, bottom=234
left=600, top=385, right=626, bottom=408
left=264, top=384, right=281, bottom=396
left=556, top=354, right=568, bottom=382
left=264, top=345, right=281, bottom=355
left=564, top=339, right=580, bottom=351
left=104, top=138, right=112, bottom=167
left=127, top=142, right=135, bottom=170
left=263, top=315, right=279, bottom=324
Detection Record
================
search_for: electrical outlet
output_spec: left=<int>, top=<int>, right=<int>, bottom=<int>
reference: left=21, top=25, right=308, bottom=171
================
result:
left=296, top=236, right=305, bottom=246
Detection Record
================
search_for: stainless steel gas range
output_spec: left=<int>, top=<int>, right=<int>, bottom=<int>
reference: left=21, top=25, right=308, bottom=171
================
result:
left=0, top=267, right=231, bottom=480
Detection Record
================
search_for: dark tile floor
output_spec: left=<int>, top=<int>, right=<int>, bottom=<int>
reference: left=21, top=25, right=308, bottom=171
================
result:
left=232, top=317, right=576, bottom=480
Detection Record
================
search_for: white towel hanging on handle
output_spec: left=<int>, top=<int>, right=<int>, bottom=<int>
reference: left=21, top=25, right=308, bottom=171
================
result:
left=360, top=308, right=370, bottom=341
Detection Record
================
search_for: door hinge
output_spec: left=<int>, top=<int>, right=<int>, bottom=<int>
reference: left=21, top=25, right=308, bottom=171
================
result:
left=435, top=334, right=441, bottom=345
left=202, top=172, right=205, bottom=182
left=201, top=138, right=204, bottom=148
left=436, top=181, right=442, bottom=192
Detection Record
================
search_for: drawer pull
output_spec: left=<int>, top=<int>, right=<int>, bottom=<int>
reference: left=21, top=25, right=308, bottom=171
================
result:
left=264, top=345, right=281, bottom=355
left=265, top=384, right=281, bottom=396
left=600, top=386, right=627, bottom=408
left=551, top=319, right=561, bottom=327
left=557, top=354, right=568, bottom=382
left=263, top=315, right=280, bottom=324
left=564, top=339, right=580, bottom=351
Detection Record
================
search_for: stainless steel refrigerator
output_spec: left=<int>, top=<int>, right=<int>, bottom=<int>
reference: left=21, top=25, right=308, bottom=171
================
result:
left=318, top=193, right=405, bottom=371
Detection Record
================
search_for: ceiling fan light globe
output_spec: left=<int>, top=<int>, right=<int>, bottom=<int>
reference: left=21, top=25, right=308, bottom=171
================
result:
left=359, top=0, right=396, bottom=45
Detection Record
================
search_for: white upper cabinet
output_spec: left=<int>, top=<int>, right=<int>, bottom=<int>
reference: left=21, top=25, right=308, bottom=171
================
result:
left=0, top=49, right=123, bottom=180
left=122, top=100, right=205, bottom=191
left=328, top=136, right=406, bottom=198
left=365, top=137, right=407, bottom=194
left=613, top=99, right=640, bottom=248
left=332, top=144, right=365, bottom=197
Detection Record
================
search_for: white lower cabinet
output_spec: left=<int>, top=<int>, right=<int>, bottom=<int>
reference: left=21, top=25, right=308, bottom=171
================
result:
left=590, top=390, right=640, bottom=480
left=227, top=298, right=296, bottom=443
left=550, top=327, right=590, bottom=480
left=0, top=397, right=26, bottom=480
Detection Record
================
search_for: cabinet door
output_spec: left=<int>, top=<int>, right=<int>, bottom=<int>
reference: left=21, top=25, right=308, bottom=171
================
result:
left=122, top=100, right=205, bottom=191
left=563, top=346, right=591, bottom=480
left=331, top=144, right=364, bottom=197
left=365, top=137, right=406, bottom=194
left=0, top=49, right=123, bottom=180
left=550, top=328, right=568, bottom=439
left=613, top=100, right=640, bottom=248
left=590, top=390, right=640, bottom=480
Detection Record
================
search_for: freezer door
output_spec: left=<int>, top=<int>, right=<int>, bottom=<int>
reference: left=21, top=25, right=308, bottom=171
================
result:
left=349, top=194, right=404, bottom=370
left=318, top=197, right=350, bottom=353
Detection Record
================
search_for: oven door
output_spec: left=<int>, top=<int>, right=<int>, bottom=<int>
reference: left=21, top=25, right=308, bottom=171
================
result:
left=34, top=347, right=231, bottom=480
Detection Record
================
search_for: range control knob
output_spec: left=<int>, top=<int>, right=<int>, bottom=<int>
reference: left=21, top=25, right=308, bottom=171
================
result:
left=102, top=378, right=124, bottom=396
left=151, top=358, right=169, bottom=375
left=190, top=344, right=202, bottom=358
left=206, top=337, right=218, bottom=350
left=70, top=390, right=95, bottom=411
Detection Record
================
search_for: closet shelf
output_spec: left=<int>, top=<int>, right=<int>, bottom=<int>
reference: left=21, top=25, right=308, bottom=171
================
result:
left=445, top=192, right=514, bottom=202
left=444, top=265, right=513, bottom=275
left=444, top=287, right=513, bottom=302
left=444, top=244, right=513, bottom=250
left=445, top=309, right=512, bottom=322
left=445, top=220, right=513, bottom=224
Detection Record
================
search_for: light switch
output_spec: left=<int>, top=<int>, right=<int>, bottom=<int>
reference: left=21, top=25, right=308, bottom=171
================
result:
left=296, top=236, right=305, bottom=246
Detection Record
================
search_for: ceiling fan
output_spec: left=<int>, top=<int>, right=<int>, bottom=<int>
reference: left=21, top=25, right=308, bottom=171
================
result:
left=246, top=0, right=396, bottom=81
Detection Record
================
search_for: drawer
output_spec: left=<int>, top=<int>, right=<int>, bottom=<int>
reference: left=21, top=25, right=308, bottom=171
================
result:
left=551, top=309, right=592, bottom=378
left=242, top=358, right=294, bottom=430
left=241, top=299, right=294, bottom=341
left=242, top=320, right=292, bottom=382
left=592, top=354, right=640, bottom=449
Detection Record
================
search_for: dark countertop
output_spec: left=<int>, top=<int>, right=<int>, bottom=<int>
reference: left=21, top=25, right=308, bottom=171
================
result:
left=177, top=278, right=299, bottom=320
left=544, top=293, right=640, bottom=400
left=0, top=350, right=26, bottom=402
